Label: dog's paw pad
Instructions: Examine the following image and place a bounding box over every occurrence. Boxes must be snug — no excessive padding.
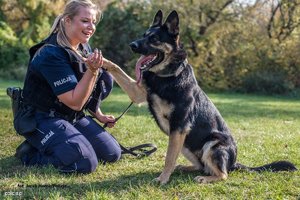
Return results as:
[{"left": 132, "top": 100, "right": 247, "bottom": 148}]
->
[
  {"left": 152, "top": 176, "right": 169, "bottom": 185},
  {"left": 194, "top": 176, "right": 208, "bottom": 184},
  {"left": 152, "top": 177, "right": 160, "bottom": 183}
]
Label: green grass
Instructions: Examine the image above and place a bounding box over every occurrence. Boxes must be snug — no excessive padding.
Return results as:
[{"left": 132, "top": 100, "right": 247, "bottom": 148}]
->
[{"left": 0, "top": 80, "right": 299, "bottom": 200}]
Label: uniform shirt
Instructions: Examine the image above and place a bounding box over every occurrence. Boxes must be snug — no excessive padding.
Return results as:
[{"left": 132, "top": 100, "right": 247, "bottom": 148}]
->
[
  {"left": 28, "top": 33, "right": 113, "bottom": 113},
  {"left": 30, "top": 45, "right": 78, "bottom": 96}
]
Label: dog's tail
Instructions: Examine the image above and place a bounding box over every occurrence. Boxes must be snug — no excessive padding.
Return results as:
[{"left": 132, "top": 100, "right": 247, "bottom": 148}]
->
[{"left": 230, "top": 161, "right": 297, "bottom": 172}]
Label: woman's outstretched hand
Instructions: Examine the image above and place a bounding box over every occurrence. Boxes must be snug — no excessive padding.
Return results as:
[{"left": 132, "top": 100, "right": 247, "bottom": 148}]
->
[{"left": 85, "top": 48, "right": 103, "bottom": 74}]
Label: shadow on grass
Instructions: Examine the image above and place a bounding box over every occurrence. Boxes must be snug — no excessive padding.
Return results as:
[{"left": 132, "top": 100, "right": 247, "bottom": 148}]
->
[
  {"left": 0, "top": 155, "right": 63, "bottom": 179},
  {"left": 66, "top": 171, "right": 197, "bottom": 193},
  {"left": 102, "top": 99, "right": 300, "bottom": 120},
  {"left": 0, "top": 94, "right": 11, "bottom": 109},
  {"left": 0, "top": 154, "right": 199, "bottom": 191},
  {"left": 215, "top": 101, "right": 300, "bottom": 119},
  {"left": 11, "top": 170, "right": 200, "bottom": 194},
  {"left": 0, "top": 156, "right": 29, "bottom": 178}
]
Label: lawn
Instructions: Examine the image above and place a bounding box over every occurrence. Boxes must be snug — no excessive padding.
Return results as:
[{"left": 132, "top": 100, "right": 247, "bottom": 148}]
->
[{"left": 0, "top": 80, "right": 299, "bottom": 199}]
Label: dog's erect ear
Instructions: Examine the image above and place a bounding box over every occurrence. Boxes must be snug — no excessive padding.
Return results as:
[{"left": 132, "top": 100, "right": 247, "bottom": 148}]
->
[
  {"left": 164, "top": 10, "right": 179, "bottom": 35},
  {"left": 151, "top": 10, "right": 163, "bottom": 27}
]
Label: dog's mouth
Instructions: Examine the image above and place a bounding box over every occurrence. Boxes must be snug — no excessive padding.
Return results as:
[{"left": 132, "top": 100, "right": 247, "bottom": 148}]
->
[{"left": 135, "top": 52, "right": 164, "bottom": 83}]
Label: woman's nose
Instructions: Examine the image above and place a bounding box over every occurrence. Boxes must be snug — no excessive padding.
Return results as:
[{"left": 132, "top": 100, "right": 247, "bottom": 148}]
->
[{"left": 88, "top": 23, "right": 95, "bottom": 31}]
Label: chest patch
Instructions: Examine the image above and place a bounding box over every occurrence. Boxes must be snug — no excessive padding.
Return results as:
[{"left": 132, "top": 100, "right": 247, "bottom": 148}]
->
[
  {"left": 53, "top": 76, "right": 72, "bottom": 87},
  {"left": 150, "top": 94, "right": 174, "bottom": 135}
]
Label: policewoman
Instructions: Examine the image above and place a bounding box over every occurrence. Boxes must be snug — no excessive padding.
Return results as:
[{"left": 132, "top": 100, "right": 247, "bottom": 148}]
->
[{"left": 15, "top": 0, "right": 121, "bottom": 173}]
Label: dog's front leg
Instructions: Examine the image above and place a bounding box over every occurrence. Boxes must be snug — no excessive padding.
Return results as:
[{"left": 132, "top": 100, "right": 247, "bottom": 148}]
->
[
  {"left": 103, "top": 59, "right": 147, "bottom": 104},
  {"left": 154, "top": 132, "right": 186, "bottom": 185}
]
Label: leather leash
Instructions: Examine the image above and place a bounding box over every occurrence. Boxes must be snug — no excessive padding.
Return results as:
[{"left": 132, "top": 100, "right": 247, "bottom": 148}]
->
[
  {"left": 103, "top": 102, "right": 157, "bottom": 158},
  {"left": 103, "top": 102, "right": 133, "bottom": 128}
]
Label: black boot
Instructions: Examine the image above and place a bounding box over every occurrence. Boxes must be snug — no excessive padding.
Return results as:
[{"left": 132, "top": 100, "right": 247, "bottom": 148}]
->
[{"left": 15, "top": 140, "right": 37, "bottom": 162}]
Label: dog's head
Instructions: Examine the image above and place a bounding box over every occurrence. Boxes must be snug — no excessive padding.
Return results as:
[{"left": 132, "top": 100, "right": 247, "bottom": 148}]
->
[{"left": 130, "top": 10, "right": 186, "bottom": 82}]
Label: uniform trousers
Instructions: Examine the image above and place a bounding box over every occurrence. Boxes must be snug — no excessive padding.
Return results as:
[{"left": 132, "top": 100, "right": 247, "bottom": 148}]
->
[{"left": 22, "top": 112, "right": 121, "bottom": 173}]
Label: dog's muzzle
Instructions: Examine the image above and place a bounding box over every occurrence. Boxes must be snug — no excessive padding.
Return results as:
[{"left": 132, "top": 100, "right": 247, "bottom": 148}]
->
[{"left": 129, "top": 41, "right": 139, "bottom": 52}]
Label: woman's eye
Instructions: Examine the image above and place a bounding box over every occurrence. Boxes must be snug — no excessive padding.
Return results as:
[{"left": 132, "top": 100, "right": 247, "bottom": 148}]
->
[{"left": 82, "top": 19, "right": 95, "bottom": 23}]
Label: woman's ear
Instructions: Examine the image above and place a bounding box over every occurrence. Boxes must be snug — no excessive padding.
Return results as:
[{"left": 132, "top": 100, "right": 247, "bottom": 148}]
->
[{"left": 64, "top": 16, "right": 71, "bottom": 27}]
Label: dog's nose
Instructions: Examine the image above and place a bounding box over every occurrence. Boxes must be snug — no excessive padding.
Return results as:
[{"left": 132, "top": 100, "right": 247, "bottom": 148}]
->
[{"left": 129, "top": 41, "right": 139, "bottom": 51}]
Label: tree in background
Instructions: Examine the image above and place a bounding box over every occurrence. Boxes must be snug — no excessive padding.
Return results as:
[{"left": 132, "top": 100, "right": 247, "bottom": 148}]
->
[
  {"left": 1, "top": 0, "right": 65, "bottom": 46},
  {"left": 92, "top": 1, "right": 151, "bottom": 77},
  {"left": 0, "top": 0, "right": 299, "bottom": 95},
  {"left": 217, "top": 0, "right": 300, "bottom": 94},
  {"left": 0, "top": 20, "right": 27, "bottom": 80},
  {"left": 0, "top": 0, "right": 65, "bottom": 80}
]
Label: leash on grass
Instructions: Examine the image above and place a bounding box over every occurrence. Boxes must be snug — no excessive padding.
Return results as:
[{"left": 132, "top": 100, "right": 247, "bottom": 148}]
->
[{"left": 103, "top": 102, "right": 157, "bottom": 158}]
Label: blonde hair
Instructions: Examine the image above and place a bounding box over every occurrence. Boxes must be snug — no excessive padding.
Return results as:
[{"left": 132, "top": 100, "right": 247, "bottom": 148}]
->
[{"left": 48, "top": 0, "right": 102, "bottom": 57}]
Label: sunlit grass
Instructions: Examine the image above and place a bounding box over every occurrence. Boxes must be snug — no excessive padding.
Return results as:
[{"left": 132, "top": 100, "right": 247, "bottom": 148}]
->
[{"left": 0, "top": 80, "right": 299, "bottom": 199}]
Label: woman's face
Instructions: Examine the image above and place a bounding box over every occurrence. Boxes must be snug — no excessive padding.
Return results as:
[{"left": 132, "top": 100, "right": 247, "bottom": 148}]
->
[{"left": 65, "top": 6, "right": 97, "bottom": 48}]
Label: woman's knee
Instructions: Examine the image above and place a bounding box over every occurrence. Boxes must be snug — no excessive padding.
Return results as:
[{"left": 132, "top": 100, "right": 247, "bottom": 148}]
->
[
  {"left": 101, "top": 147, "right": 122, "bottom": 163},
  {"left": 53, "top": 139, "right": 98, "bottom": 173},
  {"left": 76, "top": 155, "right": 98, "bottom": 173},
  {"left": 107, "top": 150, "right": 122, "bottom": 163}
]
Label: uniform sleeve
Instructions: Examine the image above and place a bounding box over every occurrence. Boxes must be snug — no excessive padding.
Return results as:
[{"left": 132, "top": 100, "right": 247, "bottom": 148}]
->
[
  {"left": 86, "top": 70, "right": 114, "bottom": 112},
  {"left": 31, "top": 45, "right": 78, "bottom": 95}
]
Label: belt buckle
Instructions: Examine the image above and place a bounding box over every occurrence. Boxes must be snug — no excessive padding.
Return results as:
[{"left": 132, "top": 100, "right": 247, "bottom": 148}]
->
[{"left": 49, "top": 109, "right": 55, "bottom": 117}]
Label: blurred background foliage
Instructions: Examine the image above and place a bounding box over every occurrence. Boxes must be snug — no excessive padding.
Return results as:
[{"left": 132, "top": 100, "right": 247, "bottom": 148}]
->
[{"left": 0, "top": 0, "right": 299, "bottom": 95}]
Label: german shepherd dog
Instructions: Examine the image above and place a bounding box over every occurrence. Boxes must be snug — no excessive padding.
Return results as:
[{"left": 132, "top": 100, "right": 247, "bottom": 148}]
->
[{"left": 107, "top": 10, "right": 297, "bottom": 184}]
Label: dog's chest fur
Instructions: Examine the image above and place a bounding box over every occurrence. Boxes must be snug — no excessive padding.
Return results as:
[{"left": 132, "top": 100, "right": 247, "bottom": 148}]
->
[
  {"left": 142, "top": 64, "right": 196, "bottom": 136},
  {"left": 148, "top": 94, "right": 174, "bottom": 135},
  {"left": 142, "top": 63, "right": 234, "bottom": 153}
]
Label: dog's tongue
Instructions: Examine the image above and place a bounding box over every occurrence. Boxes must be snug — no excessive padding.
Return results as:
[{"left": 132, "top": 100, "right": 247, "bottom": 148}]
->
[{"left": 135, "top": 55, "right": 155, "bottom": 84}]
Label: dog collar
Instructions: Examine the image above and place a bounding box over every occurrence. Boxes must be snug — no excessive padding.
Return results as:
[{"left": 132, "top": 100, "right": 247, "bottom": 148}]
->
[{"left": 156, "top": 59, "right": 188, "bottom": 78}]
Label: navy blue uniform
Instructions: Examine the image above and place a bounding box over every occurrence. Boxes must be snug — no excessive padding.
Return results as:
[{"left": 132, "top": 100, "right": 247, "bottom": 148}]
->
[
  {"left": 31, "top": 45, "right": 78, "bottom": 96},
  {"left": 21, "top": 40, "right": 121, "bottom": 173}
]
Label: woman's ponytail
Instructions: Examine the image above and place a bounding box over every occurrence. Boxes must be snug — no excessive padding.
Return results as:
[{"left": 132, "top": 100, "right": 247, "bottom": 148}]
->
[{"left": 48, "top": 14, "right": 63, "bottom": 36}]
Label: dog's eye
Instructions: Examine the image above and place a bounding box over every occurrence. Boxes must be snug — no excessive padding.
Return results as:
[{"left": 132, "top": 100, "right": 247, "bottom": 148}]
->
[{"left": 149, "top": 35, "right": 159, "bottom": 43}]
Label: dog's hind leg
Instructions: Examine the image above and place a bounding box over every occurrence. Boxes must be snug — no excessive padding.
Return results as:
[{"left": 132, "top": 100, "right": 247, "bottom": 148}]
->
[
  {"left": 154, "top": 132, "right": 187, "bottom": 185},
  {"left": 176, "top": 147, "right": 203, "bottom": 172},
  {"left": 194, "top": 173, "right": 227, "bottom": 184},
  {"left": 194, "top": 141, "right": 229, "bottom": 184}
]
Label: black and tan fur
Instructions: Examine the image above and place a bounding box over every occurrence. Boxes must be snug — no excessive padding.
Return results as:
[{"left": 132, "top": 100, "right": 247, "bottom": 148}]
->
[{"left": 107, "top": 10, "right": 297, "bottom": 184}]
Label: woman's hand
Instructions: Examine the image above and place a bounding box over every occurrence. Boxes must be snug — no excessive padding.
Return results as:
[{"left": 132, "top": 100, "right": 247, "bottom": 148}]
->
[
  {"left": 88, "top": 108, "right": 116, "bottom": 128},
  {"left": 85, "top": 49, "right": 103, "bottom": 75},
  {"left": 98, "top": 114, "right": 116, "bottom": 128}
]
